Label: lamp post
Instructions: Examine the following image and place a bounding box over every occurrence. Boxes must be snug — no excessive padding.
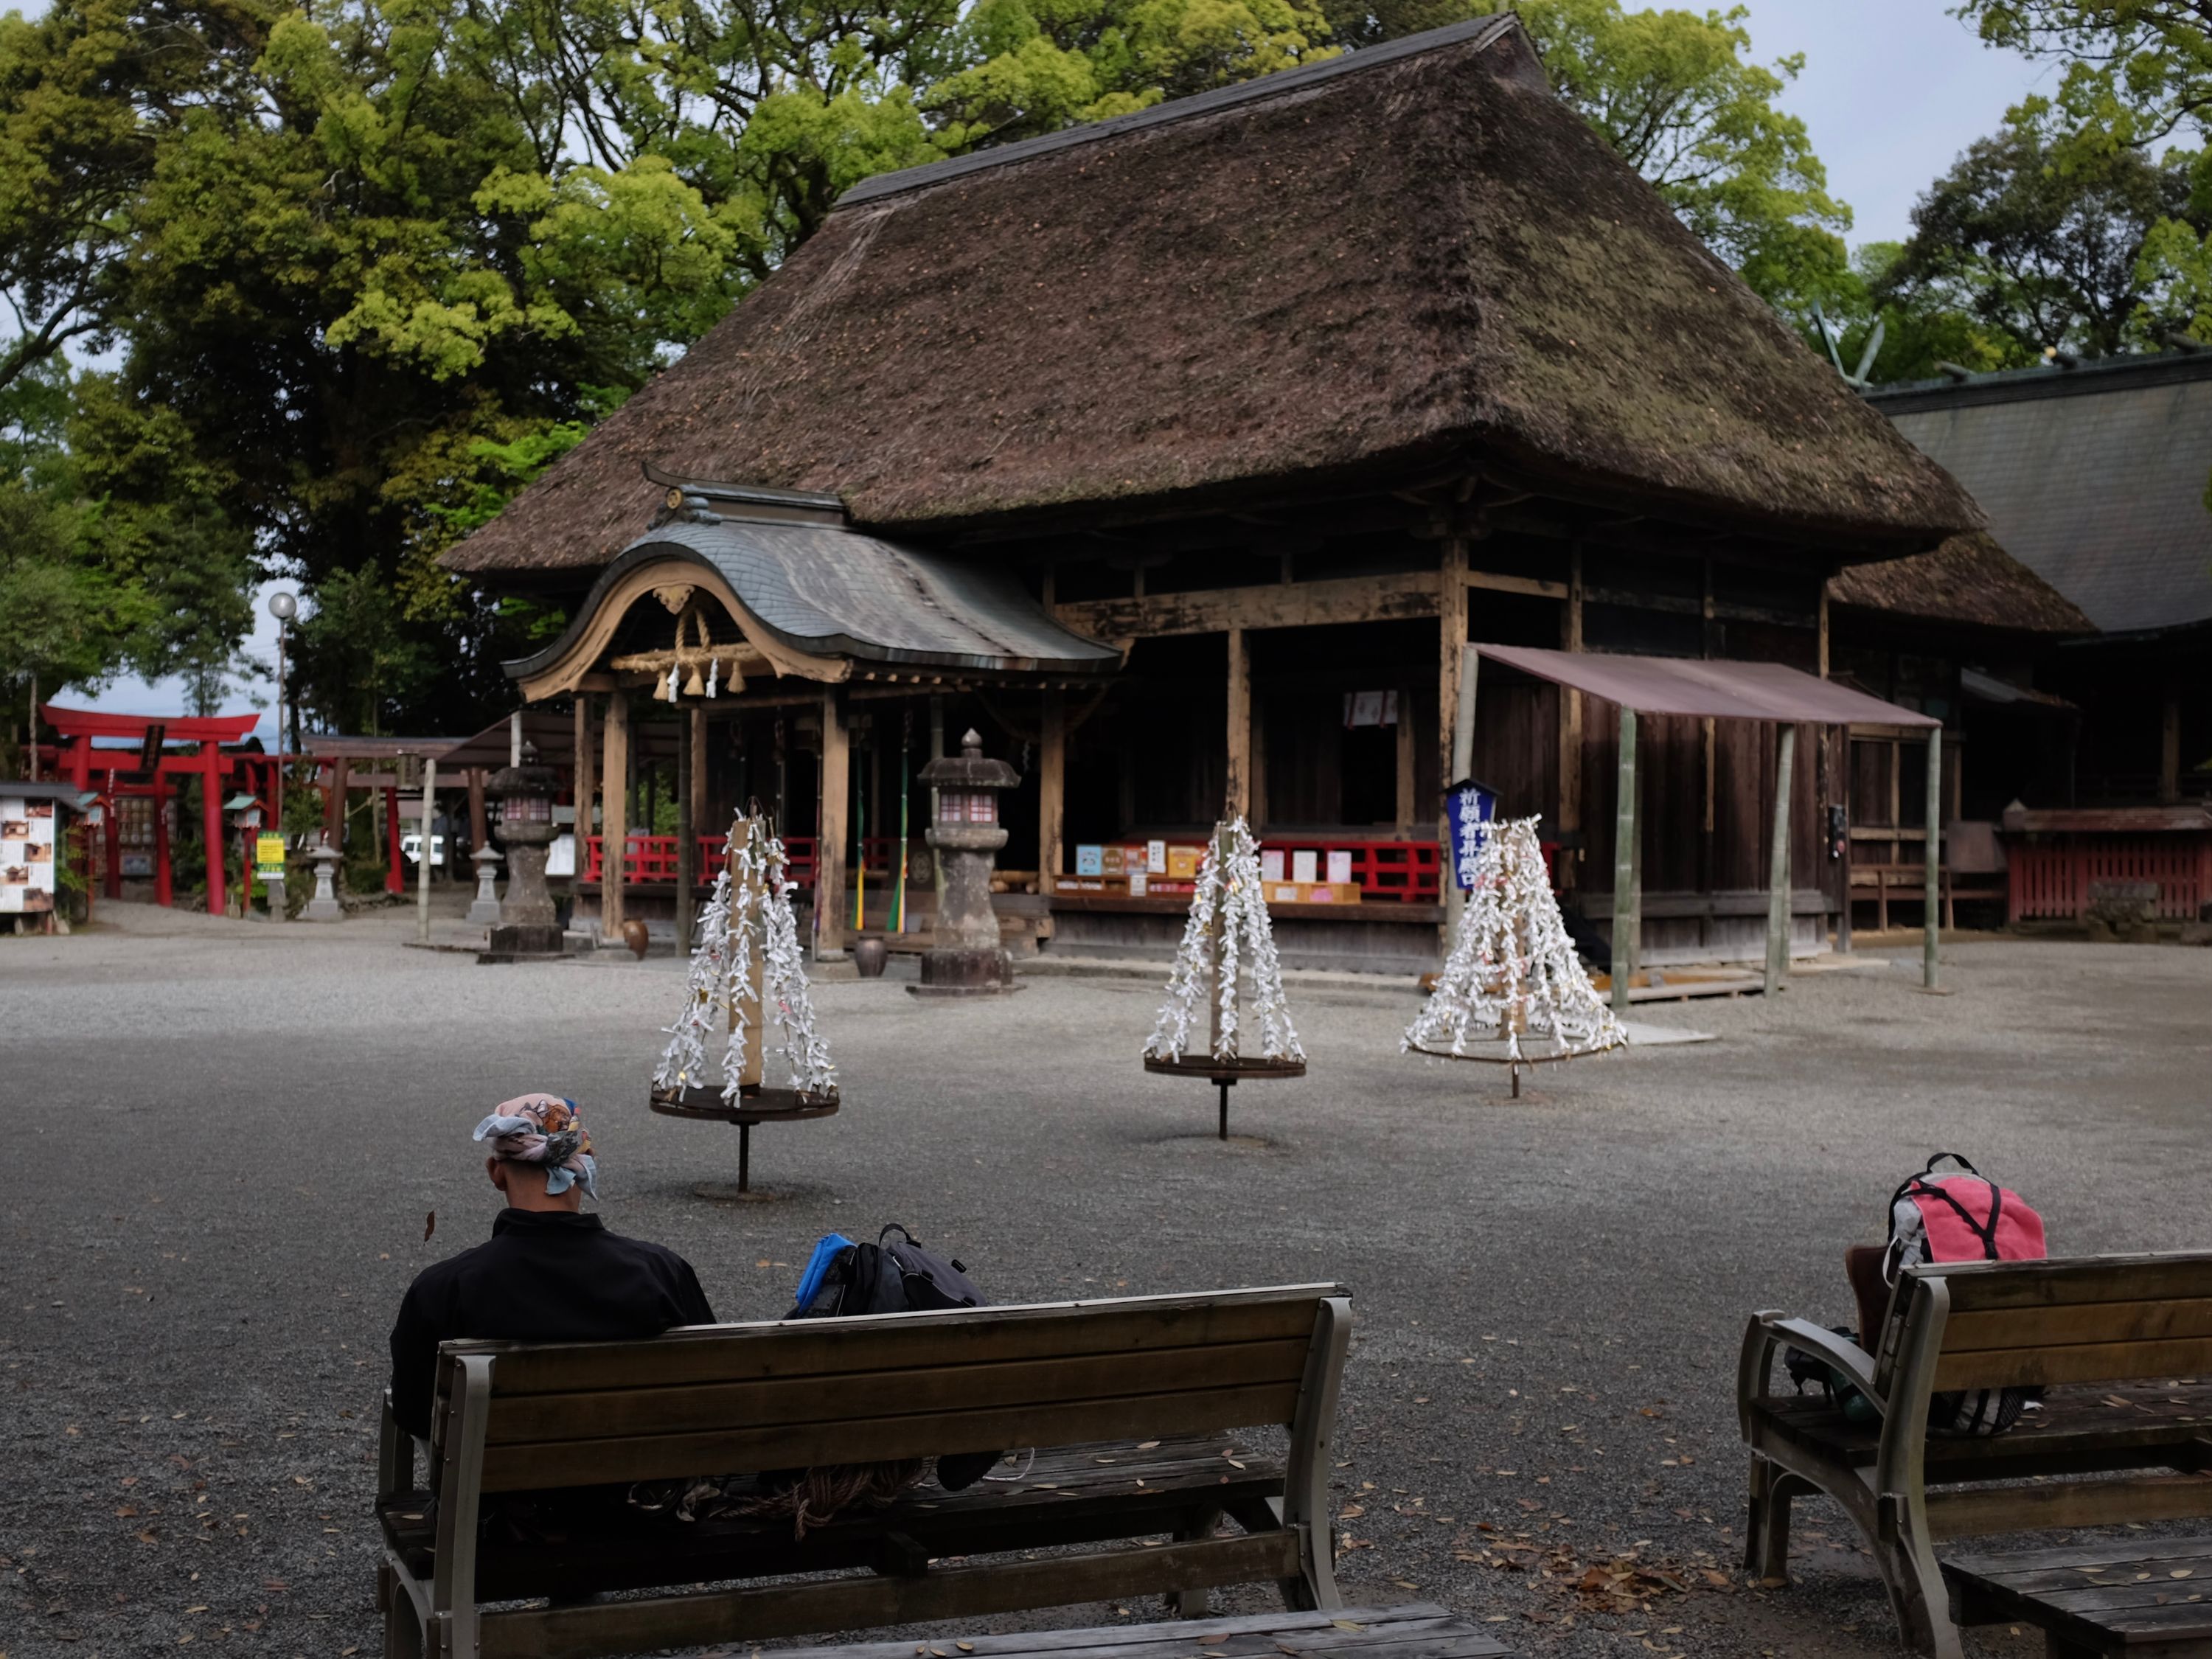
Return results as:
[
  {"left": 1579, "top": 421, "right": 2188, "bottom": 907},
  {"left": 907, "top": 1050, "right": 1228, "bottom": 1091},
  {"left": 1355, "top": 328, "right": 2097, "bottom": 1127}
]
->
[{"left": 266, "top": 591, "right": 298, "bottom": 922}]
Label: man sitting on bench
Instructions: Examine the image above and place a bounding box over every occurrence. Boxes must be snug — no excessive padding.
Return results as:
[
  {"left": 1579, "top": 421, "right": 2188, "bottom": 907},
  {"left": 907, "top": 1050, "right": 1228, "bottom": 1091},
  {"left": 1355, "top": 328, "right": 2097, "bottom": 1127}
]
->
[{"left": 388, "top": 1093, "right": 716, "bottom": 1444}]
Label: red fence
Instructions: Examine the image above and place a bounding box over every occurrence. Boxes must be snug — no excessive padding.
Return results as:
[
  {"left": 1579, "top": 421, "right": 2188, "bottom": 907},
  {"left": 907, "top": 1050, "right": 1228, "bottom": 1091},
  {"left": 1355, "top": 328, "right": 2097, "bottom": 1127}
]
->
[
  {"left": 1251, "top": 837, "right": 1444, "bottom": 902},
  {"left": 585, "top": 835, "right": 821, "bottom": 889},
  {"left": 2008, "top": 835, "right": 2212, "bottom": 922}
]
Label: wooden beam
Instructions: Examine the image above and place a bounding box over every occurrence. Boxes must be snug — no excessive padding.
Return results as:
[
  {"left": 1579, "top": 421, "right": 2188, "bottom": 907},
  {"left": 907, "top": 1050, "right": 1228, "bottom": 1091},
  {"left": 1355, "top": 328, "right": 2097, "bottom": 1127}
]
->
[
  {"left": 1225, "top": 627, "right": 1252, "bottom": 822},
  {"left": 1466, "top": 569, "right": 1568, "bottom": 600},
  {"left": 601, "top": 693, "right": 630, "bottom": 937},
  {"left": 1055, "top": 571, "right": 1440, "bottom": 642},
  {"left": 1039, "top": 689, "right": 1066, "bottom": 894},
  {"left": 817, "top": 686, "right": 849, "bottom": 958},
  {"left": 1765, "top": 724, "right": 1796, "bottom": 998}
]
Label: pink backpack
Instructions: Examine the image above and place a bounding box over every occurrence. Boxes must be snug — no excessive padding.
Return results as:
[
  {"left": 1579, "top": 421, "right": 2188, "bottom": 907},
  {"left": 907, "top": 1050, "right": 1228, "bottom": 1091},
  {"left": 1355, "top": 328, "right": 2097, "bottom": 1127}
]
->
[{"left": 1884, "top": 1152, "right": 2047, "bottom": 1434}]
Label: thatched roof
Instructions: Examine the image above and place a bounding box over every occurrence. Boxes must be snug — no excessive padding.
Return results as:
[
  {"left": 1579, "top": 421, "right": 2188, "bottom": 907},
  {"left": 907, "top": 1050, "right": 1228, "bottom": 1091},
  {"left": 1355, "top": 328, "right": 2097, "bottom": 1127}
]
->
[
  {"left": 1827, "top": 532, "right": 2093, "bottom": 636},
  {"left": 445, "top": 16, "right": 1980, "bottom": 580}
]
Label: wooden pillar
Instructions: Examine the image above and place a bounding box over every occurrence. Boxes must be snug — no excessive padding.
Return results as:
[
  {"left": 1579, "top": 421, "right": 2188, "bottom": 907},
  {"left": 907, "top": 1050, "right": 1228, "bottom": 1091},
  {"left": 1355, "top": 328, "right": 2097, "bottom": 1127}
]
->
[
  {"left": 1610, "top": 706, "right": 1638, "bottom": 1015},
  {"left": 201, "top": 746, "right": 226, "bottom": 915},
  {"left": 1764, "top": 724, "right": 1796, "bottom": 998},
  {"left": 326, "top": 758, "right": 348, "bottom": 846},
  {"left": 675, "top": 708, "right": 695, "bottom": 952},
  {"left": 689, "top": 706, "right": 708, "bottom": 827},
  {"left": 1924, "top": 726, "right": 1942, "bottom": 990},
  {"left": 1395, "top": 681, "right": 1417, "bottom": 830},
  {"left": 816, "top": 684, "right": 849, "bottom": 957},
  {"left": 467, "top": 768, "right": 487, "bottom": 853},
  {"left": 1817, "top": 588, "right": 1832, "bottom": 679},
  {"left": 573, "top": 695, "right": 594, "bottom": 845},
  {"left": 416, "top": 758, "right": 437, "bottom": 944},
  {"left": 383, "top": 785, "right": 404, "bottom": 895},
  {"left": 2160, "top": 681, "right": 2182, "bottom": 804},
  {"left": 602, "top": 692, "right": 630, "bottom": 936},
  {"left": 1439, "top": 536, "right": 1470, "bottom": 946},
  {"left": 929, "top": 697, "right": 947, "bottom": 917},
  {"left": 152, "top": 771, "right": 172, "bottom": 908},
  {"left": 1040, "top": 688, "right": 1066, "bottom": 892},
  {"left": 1224, "top": 628, "right": 1251, "bottom": 821},
  {"left": 102, "top": 777, "right": 120, "bottom": 900}
]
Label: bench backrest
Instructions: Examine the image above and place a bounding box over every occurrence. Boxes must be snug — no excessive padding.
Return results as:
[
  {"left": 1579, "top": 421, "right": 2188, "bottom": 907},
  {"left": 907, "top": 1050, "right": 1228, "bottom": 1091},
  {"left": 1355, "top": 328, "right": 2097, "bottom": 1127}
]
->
[
  {"left": 431, "top": 1284, "right": 1348, "bottom": 1494},
  {"left": 1875, "top": 1251, "right": 2212, "bottom": 1397}
]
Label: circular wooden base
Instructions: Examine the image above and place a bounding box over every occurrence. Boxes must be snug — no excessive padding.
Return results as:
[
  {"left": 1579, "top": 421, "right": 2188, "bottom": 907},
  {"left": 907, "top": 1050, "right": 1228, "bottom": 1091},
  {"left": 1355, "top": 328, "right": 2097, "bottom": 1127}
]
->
[
  {"left": 648, "top": 1084, "right": 840, "bottom": 1194},
  {"left": 1141, "top": 1054, "right": 1305, "bottom": 1138},
  {"left": 649, "top": 1085, "right": 841, "bottom": 1124},
  {"left": 1405, "top": 1038, "right": 1618, "bottom": 1099}
]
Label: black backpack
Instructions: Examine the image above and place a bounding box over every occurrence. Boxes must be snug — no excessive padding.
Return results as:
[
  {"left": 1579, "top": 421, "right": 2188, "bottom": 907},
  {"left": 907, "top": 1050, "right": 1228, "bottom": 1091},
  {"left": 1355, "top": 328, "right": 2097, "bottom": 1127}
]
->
[
  {"left": 789, "top": 1224, "right": 987, "bottom": 1318},
  {"left": 789, "top": 1225, "right": 999, "bottom": 1491}
]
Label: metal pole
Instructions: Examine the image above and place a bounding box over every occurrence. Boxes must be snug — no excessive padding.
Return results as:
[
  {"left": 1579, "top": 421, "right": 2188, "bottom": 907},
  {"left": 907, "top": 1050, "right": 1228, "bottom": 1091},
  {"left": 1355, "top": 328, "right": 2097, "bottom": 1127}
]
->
[
  {"left": 416, "top": 757, "right": 437, "bottom": 945},
  {"left": 1610, "top": 706, "right": 1638, "bottom": 1015},
  {"left": 1445, "top": 647, "right": 1480, "bottom": 941},
  {"left": 1764, "top": 723, "right": 1796, "bottom": 999},
  {"left": 1924, "top": 726, "right": 1942, "bottom": 991}
]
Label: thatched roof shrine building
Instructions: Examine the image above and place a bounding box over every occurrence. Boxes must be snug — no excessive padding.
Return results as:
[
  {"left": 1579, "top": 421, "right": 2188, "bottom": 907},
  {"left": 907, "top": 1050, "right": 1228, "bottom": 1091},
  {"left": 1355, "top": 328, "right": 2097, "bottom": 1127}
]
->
[{"left": 446, "top": 15, "right": 2059, "bottom": 967}]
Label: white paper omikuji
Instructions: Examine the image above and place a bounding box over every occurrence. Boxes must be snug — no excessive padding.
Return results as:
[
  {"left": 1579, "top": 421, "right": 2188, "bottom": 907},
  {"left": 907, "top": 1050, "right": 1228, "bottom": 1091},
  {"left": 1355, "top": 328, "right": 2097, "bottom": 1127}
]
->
[
  {"left": 1144, "top": 816, "right": 1304, "bottom": 1065},
  {"left": 1405, "top": 813, "right": 1624, "bottom": 1064},
  {"left": 651, "top": 818, "right": 837, "bottom": 1100}
]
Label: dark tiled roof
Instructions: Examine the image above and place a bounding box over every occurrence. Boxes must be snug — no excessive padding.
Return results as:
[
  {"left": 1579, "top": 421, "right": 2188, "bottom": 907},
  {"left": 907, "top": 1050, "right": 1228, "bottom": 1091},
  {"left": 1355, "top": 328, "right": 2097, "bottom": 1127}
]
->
[{"left": 1870, "top": 355, "right": 2212, "bottom": 636}]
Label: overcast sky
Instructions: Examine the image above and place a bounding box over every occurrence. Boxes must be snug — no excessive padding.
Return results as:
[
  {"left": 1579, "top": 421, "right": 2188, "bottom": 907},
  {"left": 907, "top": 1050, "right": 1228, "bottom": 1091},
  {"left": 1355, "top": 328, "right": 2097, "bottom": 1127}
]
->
[{"left": 72, "top": 0, "right": 2056, "bottom": 740}]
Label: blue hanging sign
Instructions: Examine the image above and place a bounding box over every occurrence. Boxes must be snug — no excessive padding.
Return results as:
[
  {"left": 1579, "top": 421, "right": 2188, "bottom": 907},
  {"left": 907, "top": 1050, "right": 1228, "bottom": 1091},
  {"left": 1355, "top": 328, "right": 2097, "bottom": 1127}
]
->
[{"left": 1445, "top": 777, "right": 1498, "bottom": 890}]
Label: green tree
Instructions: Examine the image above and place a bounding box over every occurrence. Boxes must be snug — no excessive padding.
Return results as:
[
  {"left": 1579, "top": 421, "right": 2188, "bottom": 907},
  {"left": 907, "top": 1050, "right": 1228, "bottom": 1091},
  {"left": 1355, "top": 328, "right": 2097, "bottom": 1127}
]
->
[{"left": 1879, "top": 105, "right": 2201, "bottom": 359}]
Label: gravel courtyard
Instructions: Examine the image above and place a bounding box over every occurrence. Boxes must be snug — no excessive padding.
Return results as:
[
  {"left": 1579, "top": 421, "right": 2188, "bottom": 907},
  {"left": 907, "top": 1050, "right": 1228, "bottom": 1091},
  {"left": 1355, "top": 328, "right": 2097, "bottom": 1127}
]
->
[{"left": 4, "top": 905, "right": 2208, "bottom": 1659}]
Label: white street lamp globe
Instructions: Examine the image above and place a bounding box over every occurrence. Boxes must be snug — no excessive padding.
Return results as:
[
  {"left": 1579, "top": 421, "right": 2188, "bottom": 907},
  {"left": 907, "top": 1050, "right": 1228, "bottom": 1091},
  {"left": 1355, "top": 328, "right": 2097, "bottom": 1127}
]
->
[{"left": 267, "top": 591, "right": 299, "bottom": 622}]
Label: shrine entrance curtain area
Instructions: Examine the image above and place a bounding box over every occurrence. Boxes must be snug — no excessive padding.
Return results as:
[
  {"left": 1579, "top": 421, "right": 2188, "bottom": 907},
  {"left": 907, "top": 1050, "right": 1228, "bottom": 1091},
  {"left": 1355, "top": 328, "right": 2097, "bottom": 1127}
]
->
[{"left": 1469, "top": 644, "right": 1938, "bottom": 728}]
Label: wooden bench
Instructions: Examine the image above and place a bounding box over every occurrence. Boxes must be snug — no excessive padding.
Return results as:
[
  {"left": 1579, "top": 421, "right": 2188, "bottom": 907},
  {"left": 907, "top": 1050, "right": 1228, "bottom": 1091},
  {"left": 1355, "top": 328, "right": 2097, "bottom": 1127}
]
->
[
  {"left": 376, "top": 1284, "right": 1351, "bottom": 1659},
  {"left": 1944, "top": 1536, "right": 2212, "bottom": 1657},
  {"left": 1738, "top": 1251, "right": 2212, "bottom": 1659}
]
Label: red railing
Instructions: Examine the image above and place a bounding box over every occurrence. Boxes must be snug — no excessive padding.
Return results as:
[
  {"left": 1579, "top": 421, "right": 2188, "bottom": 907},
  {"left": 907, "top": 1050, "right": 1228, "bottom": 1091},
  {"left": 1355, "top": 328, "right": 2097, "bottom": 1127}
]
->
[
  {"left": 1254, "top": 837, "right": 1443, "bottom": 903},
  {"left": 585, "top": 834, "right": 821, "bottom": 889},
  {"left": 2008, "top": 835, "right": 2212, "bottom": 922}
]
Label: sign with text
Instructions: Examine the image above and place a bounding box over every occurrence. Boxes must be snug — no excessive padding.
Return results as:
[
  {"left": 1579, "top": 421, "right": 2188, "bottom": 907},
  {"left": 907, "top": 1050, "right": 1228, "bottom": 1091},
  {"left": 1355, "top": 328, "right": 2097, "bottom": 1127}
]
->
[{"left": 1445, "top": 778, "right": 1498, "bottom": 890}]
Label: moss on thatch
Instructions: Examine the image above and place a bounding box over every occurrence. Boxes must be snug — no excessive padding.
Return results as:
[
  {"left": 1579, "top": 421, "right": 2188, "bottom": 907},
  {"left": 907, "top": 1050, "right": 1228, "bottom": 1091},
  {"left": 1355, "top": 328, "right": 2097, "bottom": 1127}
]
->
[
  {"left": 445, "top": 18, "right": 1980, "bottom": 579},
  {"left": 1829, "top": 532, "right": 2095, "bottom": 636}
]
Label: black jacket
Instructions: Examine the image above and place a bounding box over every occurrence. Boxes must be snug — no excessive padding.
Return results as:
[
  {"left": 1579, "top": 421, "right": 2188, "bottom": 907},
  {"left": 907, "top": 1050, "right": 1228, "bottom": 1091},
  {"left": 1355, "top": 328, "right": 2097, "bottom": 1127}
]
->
[{"left": 388, "top": 1209, "right": 715, "bottom": 1440}]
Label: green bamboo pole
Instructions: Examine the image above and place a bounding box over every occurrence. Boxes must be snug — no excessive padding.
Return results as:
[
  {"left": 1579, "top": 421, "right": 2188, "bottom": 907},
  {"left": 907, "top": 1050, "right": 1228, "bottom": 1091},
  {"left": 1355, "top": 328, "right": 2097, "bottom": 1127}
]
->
[
  {"left": 1764, "top": 724, "right": 1795, "bottom": 998},
  {"left": 1610, "top": 706, "right": 1638, "bottom": 1016}
]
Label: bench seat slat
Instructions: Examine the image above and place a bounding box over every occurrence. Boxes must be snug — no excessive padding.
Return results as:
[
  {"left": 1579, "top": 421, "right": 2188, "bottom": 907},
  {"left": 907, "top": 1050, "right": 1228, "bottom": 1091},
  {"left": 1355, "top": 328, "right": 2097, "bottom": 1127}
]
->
[
  {"left": 476, "top": 1528, "right": 1304, "bottom": 1659},
  {"left": 1950, "top": 1539, "right": 2212, "bottom": 1577},
  {"left": 484, "top": 1337, "right": 1314, "bottom": 1445},
  {"left": 726, "top": 1607, "right": 1509, "bottom": 1659},
  {"left": 1927, "top": 1473, "right": 2212, "bottom": 1540},
  {"left": 481, "top": 1380, "right": 1300, "bottom": 1490},
  {"left": 1946, "top": 1540, "right": 2212, "bottom": 1652},
  {"left": 459, "top": 1289, "right": 1340, "bottom": 1397},
  {"left": 1747, "top": 1381, "right": 2212, "bottom": 1472}
]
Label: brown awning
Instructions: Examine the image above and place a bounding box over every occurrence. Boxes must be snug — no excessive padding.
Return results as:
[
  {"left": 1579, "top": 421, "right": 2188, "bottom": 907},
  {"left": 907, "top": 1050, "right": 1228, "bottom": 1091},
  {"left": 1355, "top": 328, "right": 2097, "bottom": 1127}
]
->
[{"left": 1472, "top": 644, "right": 1939, "bottom": 727}]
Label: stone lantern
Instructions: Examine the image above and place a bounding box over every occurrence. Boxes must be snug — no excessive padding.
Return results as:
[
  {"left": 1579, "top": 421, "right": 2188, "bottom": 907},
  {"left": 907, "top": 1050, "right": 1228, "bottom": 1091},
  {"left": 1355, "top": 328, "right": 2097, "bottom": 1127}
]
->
[
  {"left": 482, "top": 755, "right": 565, "bottom": 961},
  {"left": 304, "top": 840, "right": 344, "bottom": 922},
  {"left": 911, "top": 729, "right": 1022, "bottom": 996}
]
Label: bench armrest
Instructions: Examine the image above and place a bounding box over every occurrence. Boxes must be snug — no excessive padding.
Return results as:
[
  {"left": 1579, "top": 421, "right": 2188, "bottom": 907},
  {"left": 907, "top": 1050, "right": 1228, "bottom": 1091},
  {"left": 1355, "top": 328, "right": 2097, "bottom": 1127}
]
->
[
  {"left": 1737, "top": 1310, "right": 1882, "bottom": 1436},
  {"left": 377, "top": 1389, "right": 415, "bottom": 1500}
]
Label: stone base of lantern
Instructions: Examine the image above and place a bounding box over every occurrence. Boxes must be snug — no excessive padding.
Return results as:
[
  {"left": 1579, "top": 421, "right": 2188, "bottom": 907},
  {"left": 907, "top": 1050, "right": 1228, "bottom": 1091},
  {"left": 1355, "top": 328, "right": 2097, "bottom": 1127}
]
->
[
  {"left": 907, "top": 945, "right": 1022, "bottom": 997},
  {"left": 478, "top": 922, "right": 568, "bottom": 964}
]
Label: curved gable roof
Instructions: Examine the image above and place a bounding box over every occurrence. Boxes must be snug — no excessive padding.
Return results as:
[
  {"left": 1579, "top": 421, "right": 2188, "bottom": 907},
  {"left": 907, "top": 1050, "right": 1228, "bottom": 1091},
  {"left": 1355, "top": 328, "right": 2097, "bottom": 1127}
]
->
[{"left": 447, "top": 18, "right": 1978, "bottom": 578}]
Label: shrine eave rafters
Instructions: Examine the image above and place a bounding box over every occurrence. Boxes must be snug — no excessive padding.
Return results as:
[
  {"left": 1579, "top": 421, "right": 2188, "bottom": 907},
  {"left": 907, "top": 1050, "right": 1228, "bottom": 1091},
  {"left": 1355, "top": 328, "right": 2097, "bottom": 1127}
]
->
[{"left": 506, "top": 516, "right": 1123, "bottom": 703}]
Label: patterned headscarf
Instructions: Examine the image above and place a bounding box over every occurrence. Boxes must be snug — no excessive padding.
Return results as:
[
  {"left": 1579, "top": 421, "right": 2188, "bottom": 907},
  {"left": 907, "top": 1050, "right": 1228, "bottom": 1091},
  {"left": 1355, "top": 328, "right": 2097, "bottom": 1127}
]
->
[{"left": 472, "top": 1093, "right": 597, "bottom": 1199}]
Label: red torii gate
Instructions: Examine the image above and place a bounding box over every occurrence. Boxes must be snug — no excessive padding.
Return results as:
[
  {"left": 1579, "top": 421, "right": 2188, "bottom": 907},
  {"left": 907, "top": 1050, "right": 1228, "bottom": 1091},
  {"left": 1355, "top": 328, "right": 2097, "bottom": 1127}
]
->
[{"left": 41, "top": 706, "right": 261, "bottom": 916}]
